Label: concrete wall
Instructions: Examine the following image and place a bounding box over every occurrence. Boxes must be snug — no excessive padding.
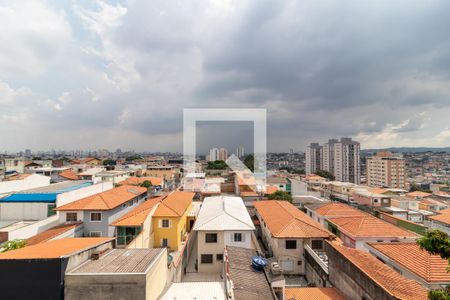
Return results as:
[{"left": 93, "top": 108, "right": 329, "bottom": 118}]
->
[
  {"left": 0, "top": 202, "right": 51, "bottom": 220},
  {"left": 7, "top": 215, "right": 59, "bottom": 240},
  {"left": 0, "top": 174, "right": 50, "bottom": 195},
  {"left": 326, "top": 242, "right": 399, "bottom": 300},
  {"left": 197, "top": 230, "right": 224, "bottom": 273},
  {"left": 145, "top": 249, "right": 168, "bottom": 300}
]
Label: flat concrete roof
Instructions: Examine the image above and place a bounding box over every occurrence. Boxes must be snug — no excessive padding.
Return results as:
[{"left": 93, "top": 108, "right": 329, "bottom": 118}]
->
[
  {"left": 17, "top": 180, "right": 91, "bottom": 194},
  {"left": 70, "top": 248, "right": 166, "bottom": 274}
]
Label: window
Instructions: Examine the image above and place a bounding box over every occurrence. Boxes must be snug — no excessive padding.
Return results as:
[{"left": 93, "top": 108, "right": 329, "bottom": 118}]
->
[
  {"left": 297, "top": 260, "right": 302, "bottom": 266},
  {"left": 311, "top": 240, "right": 323, "bottom": 250},
  {"left": 234, "top": 233, "right": 243, "bottom": 242},
  {"left": 161, "top": 219, "right": 170, "bottom": 228},
  {"left": 216, "top": 254, "right": 223, "bottom": 261},
  {"left": 285, "top": 240, "right": 297, "bottom": 249},
  {"left": 162, "top": 238, "right": 169, "bottom": 247},
  {"left": 201, "top": 254, "right": 213, "bottom": 264},
  {"left": 205, "top": 233, "right": 217, "bottom": 243},
  {"left": 89, "top": 231, "right": 101, "bottom": 237},
  {"left": 66, "top": 212, "right": 77, "bottom": 222},
  {"left": 90, "top": 212, "right": 102, "bottom": 222}
]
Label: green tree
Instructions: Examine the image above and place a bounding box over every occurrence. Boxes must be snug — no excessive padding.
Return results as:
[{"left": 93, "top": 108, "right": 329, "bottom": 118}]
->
[
  {"left": 417, "top": 230, "right": 450, "bottom": 299},
  {"left": 140, "top": 180, "right": 152, "bottom": 188},
  {"left": 207, "top": 160, "right": 227, "bottom": 170},
  {"left": 268, "top": 190, "right": 293, "bottom": 203},
  {"left": 0, "top": 239, "right": 27, "bottom": 252},
  {"left": 102, "top": 159, "right": 116, "bottom": 166},
  {"left": 125, "top": 155, "right": 142, "bottom": 162},
  {"left": 315, "top": 170, "right": 335, "bottom": 180},
  {"left": 243, "top": 155, "right": 254, "bottom": 172}
]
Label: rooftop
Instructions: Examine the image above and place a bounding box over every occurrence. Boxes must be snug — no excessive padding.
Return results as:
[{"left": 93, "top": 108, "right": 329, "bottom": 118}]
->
[
  {"left": 427, "top": 207, "right": 450, "bottom": 225},
  {"left": 111, "top": 196, "right": 163, "bottom": 226},
  {"left": 0, "top": 180, "right": 93, "bottom": 203},
  {"left": 329, "top": 215, "right": 418, "bottom": 238},
  {"left": 153, "top": 191, "right": 195, "bottom": 217},
  {"left": 160, "top": 282, "right": 225, "bottom": 300},
  {"left": 193, "top": 196, "right": 255, "bottom": 231},
  {"left": 329, "top": 241, "right": 428, "bottom": 300},
  {"left": 56, "top": 185, "right": 147, "bottom": 211},
  {"left": 225, "top": 246, "right": 274, "bottom": 300},
  {"left": 58, "top": 169, "right": 80, "bottom": 180},
  {"left": 26, "top": 222, "right": 82, "bottom": 246},
  {"left": 0, "top": 237, "right": 113, "bottom": 259},
  {"left": 369, "top": 242, "right": 450, "bottom": 283},
  {"left": 120, "top": 176, "right": 163, "bottom": 186},
  {"left": 70, "top": 248, "right": 165, "bottom": 274},
  {"left": 406, "top": 191, "right": 432, "bottom": 198},
  {"left": 285, "top": 287, "right": 346, "bottom": 300},
  {"left": 311, "top": 202, "right": 366, "bottom": 218},
  {"left": 254, "top": 200, "right": 330, "bottom": 238}
]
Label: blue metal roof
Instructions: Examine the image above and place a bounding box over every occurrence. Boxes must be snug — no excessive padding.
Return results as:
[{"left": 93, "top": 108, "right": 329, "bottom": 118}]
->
[
  {"left": 0, "top": 182, "right": 93, "bottom": 203},
  {"left": 0, "top": 193, "right": 58, "bottom": 203}
]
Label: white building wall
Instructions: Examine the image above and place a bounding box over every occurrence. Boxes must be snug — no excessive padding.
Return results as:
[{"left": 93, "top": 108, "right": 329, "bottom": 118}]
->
[
  {"left": 7, "top": 215, "right": 59, "bottom": 240},
  {"left": 0, "top": 174, "right": 50, "bottom": 196},
  {"left": 0, "top": 202, "right": 50, "bottom": 220}
]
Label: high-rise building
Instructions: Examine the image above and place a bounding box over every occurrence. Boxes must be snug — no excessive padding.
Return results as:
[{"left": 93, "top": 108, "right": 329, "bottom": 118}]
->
[
  {"left": 208, "top": 148, "right": 228, "bottom": 161},
  {"left": 236, "top": 145, "right": 245, "bottom": 158},
  {"left": 306, "top": 137, "right": 361, "bottom": 184},
  {"left": 25, "top": 149, "right": 31, "bottom": 157},
  {"left": 321, "top": 139, "right": 338, "bottom": 174},
  {"left": 367, "top": 151, "right": 405, "bottom": 188},
  {"left": 306, "top": 143, "right": 322, "bottom": 175},
  {"left": 334, "top": 137, "right": 360, "bottom": 184}
]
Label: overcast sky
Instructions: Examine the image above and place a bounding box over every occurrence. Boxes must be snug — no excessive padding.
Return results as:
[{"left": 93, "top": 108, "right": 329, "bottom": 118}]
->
[{"left": 1, "top": 0, "right": 450, "bottom": 152}]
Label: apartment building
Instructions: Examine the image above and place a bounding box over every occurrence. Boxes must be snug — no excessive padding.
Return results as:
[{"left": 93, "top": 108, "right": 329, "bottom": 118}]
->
[
  {"left": 208, "top": 147, "right": 228, "bottom": 161},
  {"left": 333, "top": 138, "right": 360, "bottom": 184},
  {"left": 306, "top": 138, "right": 360, "bottom": 184},
  {"left": 305, "top": 143, "right": 321, "bottom": 175},
  {"left": 366, "top": 151, "right": 406, "bottom": 188},
  {"left": 193, "top": 196, "right": 255, "bottom": 273}
]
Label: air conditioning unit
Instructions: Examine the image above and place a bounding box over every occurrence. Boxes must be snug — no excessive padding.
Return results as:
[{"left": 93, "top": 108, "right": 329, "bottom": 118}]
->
[{"left": 270, "top": 262, "right": 282, "bottom": 275}]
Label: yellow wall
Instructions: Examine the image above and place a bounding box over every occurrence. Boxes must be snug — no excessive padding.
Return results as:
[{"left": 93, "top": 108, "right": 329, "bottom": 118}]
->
[{"left": 153, "top": 203, "right": 191, "bottom": 251}]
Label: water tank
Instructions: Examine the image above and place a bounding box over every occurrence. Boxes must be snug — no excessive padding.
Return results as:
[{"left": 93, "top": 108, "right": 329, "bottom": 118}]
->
[{"left": 251, "top": 255, "right": 267, "bottom": 271}]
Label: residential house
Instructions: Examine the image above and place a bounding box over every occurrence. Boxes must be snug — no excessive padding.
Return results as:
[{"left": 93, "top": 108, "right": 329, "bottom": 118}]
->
[
  {"left": 111, "top": 196, "right": 163, "bottom": 247},
  {"left": 368, "top": 242, "right": 450, "bottom": 290},
  {"left": 267, "top": 176, "right": 291, "bottom": 193},
  {"left": 56, "top": 185, "right": 148, "bottom": 237},
  {"left": 254, "top": 200, "right": 330, "bottom": 275},
  {"left": 406, "top": 191, "right": 432, "bottom": 201},
  {"left": 193, "top": 196, "right": 255, "bottom": 273},
  {"left": 419, "top": 198, "right": 448, "bottom": 212},
  {"left": 326, "top": 240, "right": 428, "bottom": 300},
  {"left": 152, "top": 191, "right": 194, "bottom": 251},
  {"left": 65, "top": 248, "right": 168, "bottom": 300},
  {"left": 305, "top": 202, "right": 365, "bottom": 227},
  {"left": 0, "top": 237, "right": 113, "bottom": 300},
  {"left": 351, "top": 187, "right": 391, "bottom": 208}
]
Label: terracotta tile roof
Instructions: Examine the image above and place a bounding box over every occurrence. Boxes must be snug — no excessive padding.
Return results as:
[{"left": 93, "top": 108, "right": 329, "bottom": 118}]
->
[
  {"left": 26, "top": 222, "right": 82, "bottom": 246},
  {"left": 56, "top": 185, "right": 147, "bottom": 211},
  {"left": 58, "top": 169, "right": 80, "bottom": 180},
  {"left": 111, "top": 196, "right": 164, "bottom": 226},
  {"left": 314, "top": 202, "right": 366, "bottom": 218},
  {"left": 240, "top": 191, "right": 259, "bottom": 197},
  {"left": 369, "top": 187, "right": 389, "bottom": 194},
  {"left": 264, "top": 186, "right": 279, "bottom": 195},
  {"left": 428, "top": 207, "right": 450, "bottom": 225},
  {"left": 153, "top": 191, "right": 194, "bottom": 217},
  {"left": 0, "top": 237, "right": 113, "bottom": 259},
  {"left": 329, "top": 215, "right": 418, "bottom": 239},
  {"left": 121, "top": 176, "right": 163, "bottom": 186},
  {"left": 305, "top": 174, "right": 326, "bottom": 181},
  {"left": 406, "top": 191, "right": 432, "bottom": 198},
  {"left": 254, "top": 200, "right": 330, "bottom": 238},
  {"left": 6, "top": 174, "right": 32, "bottom": 181},
  {"left": 329, "top": 241, "right": 428, "bottom": 300},
  {"left": 285, "top": 287, "right": 346, "bottom": 300},
  {"left": 369, "top": 242, "right": 450, "bottom": 283}
]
